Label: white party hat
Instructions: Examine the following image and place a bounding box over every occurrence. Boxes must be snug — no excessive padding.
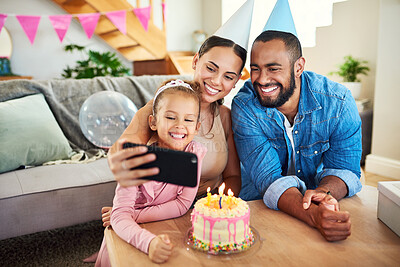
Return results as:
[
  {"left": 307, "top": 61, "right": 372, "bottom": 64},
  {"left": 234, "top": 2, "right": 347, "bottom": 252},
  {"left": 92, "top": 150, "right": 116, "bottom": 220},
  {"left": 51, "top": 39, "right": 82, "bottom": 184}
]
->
[
  {"left": 263, "top": 0, "right": 297, "bottom": 36},
  {"left": 213, "top": 0, "right": 255, "bottom": 51}
]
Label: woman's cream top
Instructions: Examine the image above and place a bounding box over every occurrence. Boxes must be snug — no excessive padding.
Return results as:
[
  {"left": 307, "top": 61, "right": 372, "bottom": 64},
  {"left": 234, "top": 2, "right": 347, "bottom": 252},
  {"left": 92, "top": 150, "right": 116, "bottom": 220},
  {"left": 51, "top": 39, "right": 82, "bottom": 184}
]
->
[{"left": 193, "top": 111, "right": 228, "bottom": 196}]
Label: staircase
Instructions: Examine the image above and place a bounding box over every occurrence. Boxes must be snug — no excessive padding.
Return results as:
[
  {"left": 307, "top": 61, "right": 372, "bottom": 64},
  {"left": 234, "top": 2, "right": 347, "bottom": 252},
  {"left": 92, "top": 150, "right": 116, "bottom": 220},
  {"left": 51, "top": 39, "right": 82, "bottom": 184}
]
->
[
  {"left": 51, "top": 0, "right": 167, "bottom": 62},
  {"left": 131, "top": 51, "right": 194, "bottom": 76}
]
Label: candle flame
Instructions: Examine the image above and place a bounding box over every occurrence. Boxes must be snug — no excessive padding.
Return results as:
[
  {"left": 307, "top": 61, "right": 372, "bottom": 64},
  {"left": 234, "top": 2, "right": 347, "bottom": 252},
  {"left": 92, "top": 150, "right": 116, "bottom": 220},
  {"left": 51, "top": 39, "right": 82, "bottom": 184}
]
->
[
  {"left": 228, "top": 189, "right": 233, "bottom": 197},
  {"left": 218, "top": 183, "right": 225, "bottom": 195},
  {"left": 207, "top": 187, "right": 210, "bottom": 193}
]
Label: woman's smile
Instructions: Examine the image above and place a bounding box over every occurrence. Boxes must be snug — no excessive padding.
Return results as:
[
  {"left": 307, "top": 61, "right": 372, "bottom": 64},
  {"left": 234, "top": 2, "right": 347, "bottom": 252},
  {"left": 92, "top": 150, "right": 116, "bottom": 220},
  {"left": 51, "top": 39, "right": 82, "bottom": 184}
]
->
[{"left": 204, "top": 83, "right": 220, "bottom": 96}]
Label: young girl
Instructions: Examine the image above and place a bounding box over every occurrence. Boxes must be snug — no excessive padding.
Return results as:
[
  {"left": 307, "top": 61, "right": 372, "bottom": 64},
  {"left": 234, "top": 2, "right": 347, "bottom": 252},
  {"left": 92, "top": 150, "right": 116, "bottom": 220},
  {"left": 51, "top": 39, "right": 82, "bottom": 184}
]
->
[{"left": 95, "top": 79, "right": 207, "bottom": 266}]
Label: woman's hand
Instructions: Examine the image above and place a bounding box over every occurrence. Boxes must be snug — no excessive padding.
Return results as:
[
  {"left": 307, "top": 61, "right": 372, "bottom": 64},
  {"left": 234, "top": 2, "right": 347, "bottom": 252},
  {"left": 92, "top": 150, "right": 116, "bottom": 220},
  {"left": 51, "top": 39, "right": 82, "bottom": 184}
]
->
[
  {"left": 148, "top": 234, "right": 173, "bottom": 263},
  {"left": 107, "top": 139, "right": 159, "bottom": 187}
]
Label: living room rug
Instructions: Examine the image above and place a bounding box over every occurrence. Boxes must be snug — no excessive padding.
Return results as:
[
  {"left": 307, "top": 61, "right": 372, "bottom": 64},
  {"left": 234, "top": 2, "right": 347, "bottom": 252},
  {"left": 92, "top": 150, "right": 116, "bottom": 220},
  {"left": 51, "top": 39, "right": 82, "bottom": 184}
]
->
[{"left": 0, "top": 220, "right": 104, "bottom": 266}]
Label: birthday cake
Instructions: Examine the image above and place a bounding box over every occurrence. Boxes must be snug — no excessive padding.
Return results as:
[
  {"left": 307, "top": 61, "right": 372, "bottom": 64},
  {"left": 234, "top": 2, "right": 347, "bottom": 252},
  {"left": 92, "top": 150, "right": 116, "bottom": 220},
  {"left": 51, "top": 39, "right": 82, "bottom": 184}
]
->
[{"left": 190, "top": 187, "right": 254, "bottom": 253}]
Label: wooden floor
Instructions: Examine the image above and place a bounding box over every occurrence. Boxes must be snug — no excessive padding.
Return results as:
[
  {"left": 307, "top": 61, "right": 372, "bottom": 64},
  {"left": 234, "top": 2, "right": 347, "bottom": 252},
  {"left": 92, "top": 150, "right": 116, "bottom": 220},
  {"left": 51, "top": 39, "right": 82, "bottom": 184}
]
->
[{"left": 363, "top": 167, "right": 399, "bottom": 187}]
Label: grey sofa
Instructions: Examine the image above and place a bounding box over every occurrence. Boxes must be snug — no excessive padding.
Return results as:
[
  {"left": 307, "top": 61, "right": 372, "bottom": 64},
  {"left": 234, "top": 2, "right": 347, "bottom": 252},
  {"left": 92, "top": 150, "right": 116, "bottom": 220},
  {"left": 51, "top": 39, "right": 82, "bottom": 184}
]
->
[{"left": 0, "top": 75, "right": 189, "bottom": 240}]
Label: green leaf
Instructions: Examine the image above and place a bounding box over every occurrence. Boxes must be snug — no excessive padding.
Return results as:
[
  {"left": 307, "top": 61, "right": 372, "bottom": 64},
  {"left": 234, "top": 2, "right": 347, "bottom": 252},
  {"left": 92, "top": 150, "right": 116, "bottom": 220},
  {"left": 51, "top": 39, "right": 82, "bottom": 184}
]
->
[
  {"left": 62, "top": 44, "right": 131, "bottom": 79},
  {"left": 329, "top": 55, "right": 370, "bottom": 82},
  {"left": 64, "top": 44, "right": 86, "bottom": 53}
]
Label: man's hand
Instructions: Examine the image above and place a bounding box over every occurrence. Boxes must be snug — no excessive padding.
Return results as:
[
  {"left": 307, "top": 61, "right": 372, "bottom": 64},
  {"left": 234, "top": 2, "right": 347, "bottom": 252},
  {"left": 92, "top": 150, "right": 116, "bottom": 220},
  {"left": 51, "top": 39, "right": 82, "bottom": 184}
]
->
[
  {"left": 303, "top": 189, "right": 339, "bottom": 211},
  {"left": 309, "top": 203, "right": 351, "bottom": 242},
  {"left": 278, "top": 187, "right": 351, "bottom": 242},
  {"left": 303, "top": 189, "right": 350, "bottom": 241},
  {"left": 148, "top": 234, "right": 173, "bottom": 263}
]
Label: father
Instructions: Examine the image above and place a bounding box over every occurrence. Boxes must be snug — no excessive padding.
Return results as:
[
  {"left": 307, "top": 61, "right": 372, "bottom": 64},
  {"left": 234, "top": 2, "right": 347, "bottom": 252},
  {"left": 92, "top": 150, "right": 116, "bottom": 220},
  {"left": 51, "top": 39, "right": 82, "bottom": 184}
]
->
[{"left": 231, "top": 29, "right": 362, "bottom": 242}]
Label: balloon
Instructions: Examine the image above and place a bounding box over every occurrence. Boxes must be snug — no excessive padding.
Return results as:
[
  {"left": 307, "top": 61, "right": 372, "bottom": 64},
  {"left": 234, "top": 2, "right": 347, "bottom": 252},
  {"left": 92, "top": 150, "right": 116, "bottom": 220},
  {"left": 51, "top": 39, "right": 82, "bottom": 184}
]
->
[{"left": 79, "top": 91, "right": 138, "bottom": 148}]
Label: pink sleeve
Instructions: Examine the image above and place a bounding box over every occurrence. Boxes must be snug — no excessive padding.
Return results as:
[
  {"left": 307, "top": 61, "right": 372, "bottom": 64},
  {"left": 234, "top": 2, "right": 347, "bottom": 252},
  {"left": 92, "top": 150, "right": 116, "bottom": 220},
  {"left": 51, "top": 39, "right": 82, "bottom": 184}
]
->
[
  {"left": 110, "top": 184, "right": 156, "bottom": 254},
  {"left": 136, "top": 142, "right": 207, "bottom": 223}
]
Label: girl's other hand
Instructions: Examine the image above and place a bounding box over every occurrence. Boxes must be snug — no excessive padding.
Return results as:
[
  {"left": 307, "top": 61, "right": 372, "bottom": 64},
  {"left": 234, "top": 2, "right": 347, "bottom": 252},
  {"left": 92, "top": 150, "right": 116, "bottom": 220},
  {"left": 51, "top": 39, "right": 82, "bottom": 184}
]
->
[
  {"left": 101, "top": 206, "right": 112, "bottom": 227},
  {"left": 107, "top": 139, "right": 159, "bottom": 187},
  {"left": 148, "top": 234, "right": 173, "bottom": 263}
]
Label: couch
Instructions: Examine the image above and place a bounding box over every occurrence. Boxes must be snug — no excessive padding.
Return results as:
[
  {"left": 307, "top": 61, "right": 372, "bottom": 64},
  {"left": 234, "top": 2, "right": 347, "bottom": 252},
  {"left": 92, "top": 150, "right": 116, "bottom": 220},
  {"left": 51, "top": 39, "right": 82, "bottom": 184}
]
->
[{"left": 0, "top": 74, "right": 189, "bottom": 240}]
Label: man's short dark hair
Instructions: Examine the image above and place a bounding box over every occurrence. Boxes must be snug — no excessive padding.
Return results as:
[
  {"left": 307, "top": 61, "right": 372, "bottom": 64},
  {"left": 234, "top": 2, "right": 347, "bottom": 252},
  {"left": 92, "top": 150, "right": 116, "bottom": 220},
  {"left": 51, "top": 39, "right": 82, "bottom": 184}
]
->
[{"left": 253, "top": 30, "right": 302, "bottom": 65}]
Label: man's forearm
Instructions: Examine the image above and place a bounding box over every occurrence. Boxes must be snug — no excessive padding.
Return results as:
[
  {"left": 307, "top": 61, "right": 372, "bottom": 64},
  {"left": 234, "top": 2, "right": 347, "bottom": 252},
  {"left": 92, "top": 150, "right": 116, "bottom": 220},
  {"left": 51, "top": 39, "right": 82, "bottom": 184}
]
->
[
  {"left": 277, "top": 187, "right": 317, "bottom": 227},
  {"left": 317, "top": 175, "right": 348, "bottom": 200}
]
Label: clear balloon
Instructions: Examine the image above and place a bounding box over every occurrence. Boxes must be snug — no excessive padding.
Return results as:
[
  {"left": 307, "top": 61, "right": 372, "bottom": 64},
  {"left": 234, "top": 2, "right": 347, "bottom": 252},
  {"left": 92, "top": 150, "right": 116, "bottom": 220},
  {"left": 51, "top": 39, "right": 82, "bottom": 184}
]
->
[{"left": 79, "top": 91, "right": 138, "bottom": 148}]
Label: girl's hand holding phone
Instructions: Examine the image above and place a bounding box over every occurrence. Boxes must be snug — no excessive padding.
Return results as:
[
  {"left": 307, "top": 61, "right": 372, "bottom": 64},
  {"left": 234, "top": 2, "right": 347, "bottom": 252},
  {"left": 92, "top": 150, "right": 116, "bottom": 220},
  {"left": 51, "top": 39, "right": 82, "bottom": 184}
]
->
[{"left": 107, "top": 139, "right": 159, "bottom": 187}]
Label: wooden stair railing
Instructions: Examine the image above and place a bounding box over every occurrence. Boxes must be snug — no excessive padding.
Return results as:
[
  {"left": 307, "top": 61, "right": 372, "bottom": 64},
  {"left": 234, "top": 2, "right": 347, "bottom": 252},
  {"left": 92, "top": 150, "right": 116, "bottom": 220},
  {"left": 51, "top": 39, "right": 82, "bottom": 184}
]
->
[
  {"left": 51, "top": 0, "right": 166, "bottom": 61},
  {"left": 132, "top": 51, "right": 195, "bottom": 76}
]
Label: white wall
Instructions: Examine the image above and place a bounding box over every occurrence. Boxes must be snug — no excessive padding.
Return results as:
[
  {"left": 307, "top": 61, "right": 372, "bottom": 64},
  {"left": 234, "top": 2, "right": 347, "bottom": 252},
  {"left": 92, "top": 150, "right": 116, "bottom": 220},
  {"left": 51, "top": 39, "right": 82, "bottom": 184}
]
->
[
  {"left": 0, "top": 0, "right": 133, "bottom": 80},
  {"left": 303, "top": 0, "right": 379, "bottom": 102},
  {"left": 365, "top": 0, "right": 400, "bottom": 179},
  {"left": 165, "top": 0, "right": 202, "bottom": 52}
]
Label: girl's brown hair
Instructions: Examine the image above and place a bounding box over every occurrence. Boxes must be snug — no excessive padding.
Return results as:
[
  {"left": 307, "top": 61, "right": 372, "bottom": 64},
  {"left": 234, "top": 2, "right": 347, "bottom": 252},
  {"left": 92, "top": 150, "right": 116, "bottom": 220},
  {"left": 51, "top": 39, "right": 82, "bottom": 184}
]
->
[{"left": 153, "top": 79, "right": 201, "bottom": 121}]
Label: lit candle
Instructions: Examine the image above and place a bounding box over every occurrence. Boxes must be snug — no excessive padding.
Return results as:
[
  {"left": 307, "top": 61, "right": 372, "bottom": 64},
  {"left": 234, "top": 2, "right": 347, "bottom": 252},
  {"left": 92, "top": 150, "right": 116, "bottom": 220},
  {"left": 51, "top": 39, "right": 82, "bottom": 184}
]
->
[
  {"left": 218, "top": 183, "right": 225, "bottom": 209},
  {"left": 227, "top": 189, "right": 233, "bottom": 207},
  {"left": 206, "top": 187, "right": 211, "bottom": 206},
  {"left": 218, "top": 183, "right": 225, "bottom": 196}
]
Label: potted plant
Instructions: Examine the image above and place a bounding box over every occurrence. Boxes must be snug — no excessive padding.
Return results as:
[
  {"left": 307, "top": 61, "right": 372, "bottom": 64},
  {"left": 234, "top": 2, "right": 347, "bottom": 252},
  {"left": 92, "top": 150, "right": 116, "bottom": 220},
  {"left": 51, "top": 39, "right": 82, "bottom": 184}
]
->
[
  {"left": 62, "top": 44, "right": 131, "bottom": 79},
  {"left": 329, "top": 55, "right": 370, "bottom": 99}
]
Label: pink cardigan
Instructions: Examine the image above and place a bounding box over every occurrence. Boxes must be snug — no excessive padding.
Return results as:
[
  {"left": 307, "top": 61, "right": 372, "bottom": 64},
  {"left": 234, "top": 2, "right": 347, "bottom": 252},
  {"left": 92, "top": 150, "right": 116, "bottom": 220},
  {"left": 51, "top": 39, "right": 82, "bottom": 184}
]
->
[{"left": 96, "top": 141, "right": 206, "bottom": 266}]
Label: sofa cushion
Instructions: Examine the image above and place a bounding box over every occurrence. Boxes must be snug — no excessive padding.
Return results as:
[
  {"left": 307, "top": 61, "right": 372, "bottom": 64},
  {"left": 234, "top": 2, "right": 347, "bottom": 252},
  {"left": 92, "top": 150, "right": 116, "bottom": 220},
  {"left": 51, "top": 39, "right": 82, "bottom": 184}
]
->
[
  {"left": 0, "top": 158, "right": 113, "bottom": 199},
  {"left": 0, "top": 94, "right": 73, "bottom": 173}
]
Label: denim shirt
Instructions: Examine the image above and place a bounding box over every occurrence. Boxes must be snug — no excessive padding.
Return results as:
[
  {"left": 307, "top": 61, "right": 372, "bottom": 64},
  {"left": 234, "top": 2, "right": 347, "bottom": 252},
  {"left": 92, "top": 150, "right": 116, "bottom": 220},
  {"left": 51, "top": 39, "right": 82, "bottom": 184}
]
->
[{"left": 231, "top": 71, "right": 362, "bottom": 210}]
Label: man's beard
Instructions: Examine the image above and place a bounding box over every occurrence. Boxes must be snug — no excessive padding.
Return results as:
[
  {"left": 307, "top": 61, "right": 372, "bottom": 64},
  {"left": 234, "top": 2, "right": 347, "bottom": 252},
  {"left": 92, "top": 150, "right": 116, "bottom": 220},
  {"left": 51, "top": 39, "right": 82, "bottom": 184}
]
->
[{"left": 254, "top": 69, "right": 296, "bottom": 108}]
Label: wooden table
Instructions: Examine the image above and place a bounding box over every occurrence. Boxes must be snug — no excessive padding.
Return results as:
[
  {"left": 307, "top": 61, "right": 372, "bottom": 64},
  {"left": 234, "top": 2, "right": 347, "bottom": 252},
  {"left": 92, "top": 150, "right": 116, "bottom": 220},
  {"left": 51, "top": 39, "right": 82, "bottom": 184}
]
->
[{"left": 104, "top": 186, "right": 400, "bottom": 266}]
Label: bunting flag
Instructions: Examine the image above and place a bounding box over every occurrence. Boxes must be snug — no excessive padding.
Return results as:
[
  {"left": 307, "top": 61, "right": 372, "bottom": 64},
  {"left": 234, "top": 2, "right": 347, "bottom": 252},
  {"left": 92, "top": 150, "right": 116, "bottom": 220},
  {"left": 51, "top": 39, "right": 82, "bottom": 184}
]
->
[
  {"left": 105, "top": 10, "right": 126, "bottom": 35},
  {"left": 2, "top": 4, "right": 159, "bottom": 44},
  {"left": 133, "top": 6, "right": 151, "bottom": 31},
  {"left": 0, "top": 14, "right": 7, "bottom": 33},
  {"left": 16, "top": 15, "right": 41, "bottom": 44},
  {"left": 49, "top": 15, "right": 72, "bottom": 43},
  {"left": 77, "top": 13, "right": 100, "bottom": 39}
]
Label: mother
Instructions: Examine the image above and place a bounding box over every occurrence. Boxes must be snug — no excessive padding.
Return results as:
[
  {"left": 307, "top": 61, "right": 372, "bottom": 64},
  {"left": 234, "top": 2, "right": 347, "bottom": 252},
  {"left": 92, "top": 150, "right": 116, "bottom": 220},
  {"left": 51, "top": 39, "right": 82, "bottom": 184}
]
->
[{"left": 107, "top": 35, "right": 246, "bottom": 198}]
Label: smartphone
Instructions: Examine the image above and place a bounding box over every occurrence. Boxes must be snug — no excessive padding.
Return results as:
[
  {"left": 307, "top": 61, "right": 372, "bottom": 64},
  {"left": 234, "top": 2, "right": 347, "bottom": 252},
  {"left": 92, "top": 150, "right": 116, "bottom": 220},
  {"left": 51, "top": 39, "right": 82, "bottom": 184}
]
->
[{"left": 122, "top": 142, "right": 198, "bottom": 187}]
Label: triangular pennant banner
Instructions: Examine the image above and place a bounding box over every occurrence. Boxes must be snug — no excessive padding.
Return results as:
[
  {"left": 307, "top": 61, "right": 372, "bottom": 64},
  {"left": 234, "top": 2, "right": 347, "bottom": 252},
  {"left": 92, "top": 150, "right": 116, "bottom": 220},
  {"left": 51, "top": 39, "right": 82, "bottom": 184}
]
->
[
  {"left": 133, "top": 6, "right": 151, "bottom": 31},
  {"left": 16, "top": 15, "right": 41, "bottom": 44},
  {"left": 105, "top": 10, "right": 126, "bottom": 35},
  {"left": 0, "top": 14, "right": 7, "bottom": 33},
  {"left": 49, "top": 15, "right": 72, "bottom": 43},
  {"left": 77, "top": 13, "right": 100, "bottom": 39}
]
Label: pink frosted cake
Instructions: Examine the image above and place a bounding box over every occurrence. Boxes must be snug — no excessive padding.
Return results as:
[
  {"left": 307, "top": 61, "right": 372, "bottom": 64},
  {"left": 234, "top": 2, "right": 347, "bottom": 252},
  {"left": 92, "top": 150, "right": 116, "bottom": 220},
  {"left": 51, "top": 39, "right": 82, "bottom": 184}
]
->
[{"left": 190, "top": 193, "right": 254, "bottom": 253}]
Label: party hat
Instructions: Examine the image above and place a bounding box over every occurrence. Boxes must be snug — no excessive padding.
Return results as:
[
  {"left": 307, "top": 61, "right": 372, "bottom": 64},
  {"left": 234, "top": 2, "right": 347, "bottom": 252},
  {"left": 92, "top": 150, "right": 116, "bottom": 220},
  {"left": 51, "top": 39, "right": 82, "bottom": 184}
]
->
[
  {"left": 263, "top": 0, "right": 297, "bottom": 36},
  {"left": 213, "top": 0, "right": 254, "bottom": 51}
]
